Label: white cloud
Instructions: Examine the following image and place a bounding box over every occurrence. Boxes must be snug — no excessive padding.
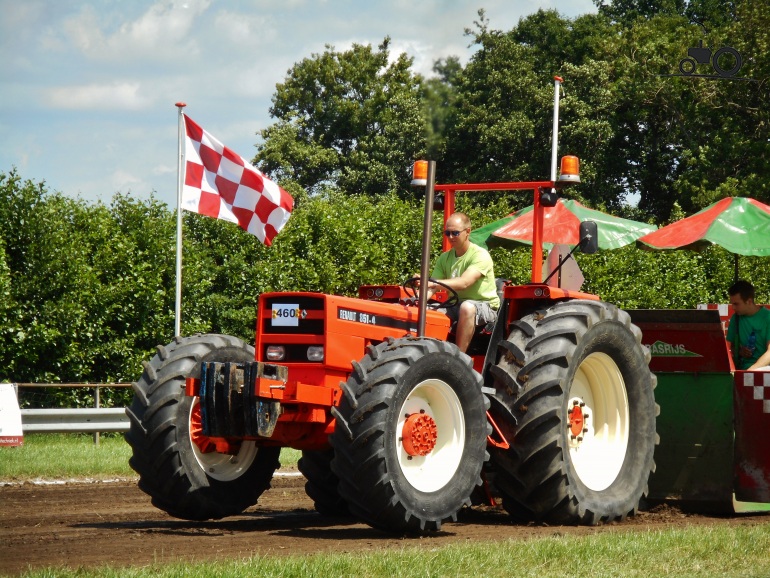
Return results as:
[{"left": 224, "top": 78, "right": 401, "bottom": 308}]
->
[
  {"left": 0, "top": 0, "right": 598, "bottom": 208},
  {"left": 44, "top": 82, "right": 154, "bottom": 111},
  {"left": 212, "top": 10, "right": 277, "bottom": 48},
  {"left": 387, "top": 38, "right": 470, "bottom": 78},
  {"left": 111, "top": 169, "right": 145, "bottom": 190},
  {"left": 152, "top": 163, "right": 176, "bottom": 176},
  {"left": 62, "top": 0, "right": 210, "bottom": 62},
  {"left": 226, "top": 48, "right": 302, "bottom": 98},
  {"left": 0, "top": 1, "right": 47, "bottom": 34},
  {"left": 60, "top": 6, "right": 106, "bottom": 55}
]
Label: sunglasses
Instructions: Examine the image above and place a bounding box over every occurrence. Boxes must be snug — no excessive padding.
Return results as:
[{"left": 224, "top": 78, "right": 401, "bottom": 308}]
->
[{"left": 444, "top": 229, "right": 465, "bottom": 238}]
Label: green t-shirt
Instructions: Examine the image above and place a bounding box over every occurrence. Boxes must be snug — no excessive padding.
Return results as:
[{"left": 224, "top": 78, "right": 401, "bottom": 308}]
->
[
  {"left": 726, "top": 306, "right": 770, "bottom": 369},
  {"left": 432, "top": 243, "right": 500, "bottom": 309}
]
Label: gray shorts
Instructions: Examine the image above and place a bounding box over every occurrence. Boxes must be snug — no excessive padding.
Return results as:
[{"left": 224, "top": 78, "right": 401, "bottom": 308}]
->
[{"left": 440, "top": 300, "right": 498, "bottom": 327}]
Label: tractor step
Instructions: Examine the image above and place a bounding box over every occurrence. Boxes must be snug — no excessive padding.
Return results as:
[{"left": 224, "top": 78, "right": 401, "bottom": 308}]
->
[{"left": 199, "top": 361, "right": 287, "bottom": 439}]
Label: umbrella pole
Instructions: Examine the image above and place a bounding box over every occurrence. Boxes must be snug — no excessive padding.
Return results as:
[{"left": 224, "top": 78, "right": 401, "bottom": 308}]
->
[{"left": 734, "top": 253, "right": 739, "bottom": 283}]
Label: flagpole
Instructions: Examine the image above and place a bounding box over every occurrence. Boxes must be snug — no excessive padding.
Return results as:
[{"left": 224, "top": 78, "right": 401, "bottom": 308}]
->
[{"left": 175, "top": 102, "right": 187, "bottom": 337}]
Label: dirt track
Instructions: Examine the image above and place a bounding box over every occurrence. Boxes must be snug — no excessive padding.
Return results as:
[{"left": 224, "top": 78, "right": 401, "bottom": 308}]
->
[{"left": 1, "top": 472, "right": 769, "bottom": 576}]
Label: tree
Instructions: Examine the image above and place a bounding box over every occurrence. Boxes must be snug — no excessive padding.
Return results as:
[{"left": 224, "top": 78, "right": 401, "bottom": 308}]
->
[
  {"left": 0, "top": 170, "right": 98, "bottom": 383},
  {"left": 594, "top": 0, "right": 688, "bottom": 25},
  {"left": 441, "top": 13, "right": 554, "bottom": 185},
  {"left": 422, "top": 56, "right": 462, "bottom": 160},
  {"left": 0, "top": 241, "right": 13, "bottom": 356},
  {"left": 254, "top": 38, "right": 428, "bottom": 198},
  {"left": 670, "top": 0, "right": 770, "bottom": 210},
  {"left": 441, "top": 10, "right": 625, "bottom": 213},
  {"left": 0, "top": 170, "right": 178, "bottom": 386},
  {"left": 4, "top": 3, "right": 767, "bottom": 388},
  {"left": 443, "top": 5, "right": 768, "bottom": 222},
  {"left": 594, "top": 0, "right": 738, "bottom": 29},
  {"left": 594, "top": 4, "right": 769, "bottom": 219}
]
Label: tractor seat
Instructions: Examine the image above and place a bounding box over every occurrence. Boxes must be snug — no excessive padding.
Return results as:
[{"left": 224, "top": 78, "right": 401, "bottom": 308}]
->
[{"left": 464, "top": 278, "right": 509, "bottom": 355}]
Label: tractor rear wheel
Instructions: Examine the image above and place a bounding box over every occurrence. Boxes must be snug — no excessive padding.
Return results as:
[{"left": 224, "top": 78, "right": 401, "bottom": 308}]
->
[
  {"left": 125, "top": 334, "right": 281, "bottom": 520},
  {"left": 488, "top": 300, "right": 658, "bottom": 525},
  {"left": 330, "top": 337, "right": 490, "bottom": 534},
  {"left": 298, "top": 449, "right": 349, "bottom": 517}
]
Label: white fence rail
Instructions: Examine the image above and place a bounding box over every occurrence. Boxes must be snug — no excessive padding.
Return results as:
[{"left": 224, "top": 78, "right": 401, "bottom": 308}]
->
[
  {"left": 21, "top": 407, "right": 130, "bottom": 433},
  {"left": 14, "top": 383, "right": 133, "bottom": 438}
]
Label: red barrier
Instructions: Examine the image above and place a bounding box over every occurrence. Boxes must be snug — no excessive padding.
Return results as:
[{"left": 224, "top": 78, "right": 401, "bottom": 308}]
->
[{"left": 734, "top": 371, "right": 770, "bottom": 503}]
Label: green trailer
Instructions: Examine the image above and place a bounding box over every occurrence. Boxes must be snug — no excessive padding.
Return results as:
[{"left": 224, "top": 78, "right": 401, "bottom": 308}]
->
[{"left": 630, "top": 307, "right": 770, "bottom": 513}]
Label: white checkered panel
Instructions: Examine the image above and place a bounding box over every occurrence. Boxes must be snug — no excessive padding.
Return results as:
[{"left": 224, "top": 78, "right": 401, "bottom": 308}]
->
[{"left": 743, "top": 371, "right": 770, "bottom": 414}]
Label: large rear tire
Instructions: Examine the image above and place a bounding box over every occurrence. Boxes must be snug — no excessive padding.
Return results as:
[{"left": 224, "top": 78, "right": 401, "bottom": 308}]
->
[
  {"left": 488, "top": 300, "right": 658, "bottom": 525},
  {"left": 125, "top": 334, "right": 281, "bottom": 521},
  {"left": 298, "top": 449, "right": 349, "bottom": 517},
  {"left": 330, "top": 337, "right": 490, "bottom": 534}
]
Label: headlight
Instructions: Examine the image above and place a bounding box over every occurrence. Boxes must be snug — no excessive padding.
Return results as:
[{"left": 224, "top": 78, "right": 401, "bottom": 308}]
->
[
  {"left": 266, "top": 345, "right": 286, "bottom": 361},
  {"left": 307, "top": 346, "right": 324, "bottom": 362}
]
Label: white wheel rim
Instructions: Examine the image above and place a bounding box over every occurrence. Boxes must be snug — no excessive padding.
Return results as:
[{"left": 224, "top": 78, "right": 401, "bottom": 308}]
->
[
  {"left": 395, "top": 378, "right": 465, "bottom": 493},
  {"left": 567, "top": 352, "right": 629, "bottom": 491},
  {"left": 189, "top": 399, "right": 259, "bottom": 482}
]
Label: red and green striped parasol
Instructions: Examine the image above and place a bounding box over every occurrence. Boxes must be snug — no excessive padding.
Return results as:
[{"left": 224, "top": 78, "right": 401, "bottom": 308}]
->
[
  {"left": 636, "top": 197, "right": 770, "bottom": 280},
  {"left": 470, "top": 199, "right": 656, "bottom": 250}
]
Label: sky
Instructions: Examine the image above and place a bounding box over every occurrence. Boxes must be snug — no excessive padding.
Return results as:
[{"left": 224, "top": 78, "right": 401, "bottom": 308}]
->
[{"left": 1, "top": 0, "right": 597, "bottom": 209}]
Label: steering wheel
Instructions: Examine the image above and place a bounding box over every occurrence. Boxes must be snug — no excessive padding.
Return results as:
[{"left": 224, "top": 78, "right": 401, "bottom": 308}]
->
[{"left": 402, "top": 277, "right": 460, "bottom": 310}]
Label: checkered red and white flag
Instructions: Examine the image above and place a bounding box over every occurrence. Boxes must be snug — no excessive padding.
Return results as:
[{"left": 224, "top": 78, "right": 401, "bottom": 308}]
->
[{"left": 181, "top": 115, "right": 293, "bottom": 245}]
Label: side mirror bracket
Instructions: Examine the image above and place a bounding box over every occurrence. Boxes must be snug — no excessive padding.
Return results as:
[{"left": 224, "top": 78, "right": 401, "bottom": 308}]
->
[{"left": 579, "top": 221, "right": 598, "bottom": 254}]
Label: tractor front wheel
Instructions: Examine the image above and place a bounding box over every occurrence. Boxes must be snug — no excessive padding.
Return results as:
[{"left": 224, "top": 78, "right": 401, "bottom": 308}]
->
[
  {"left": 330, "top": 337, "right": 490, "bottom": 534},
  {"left": 125, "top": 334, "right": 280, "bottom": 520}
]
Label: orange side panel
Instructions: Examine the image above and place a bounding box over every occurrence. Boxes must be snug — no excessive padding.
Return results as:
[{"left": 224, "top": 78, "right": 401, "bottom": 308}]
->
[
  {"left": 325, "top": 294, "right": 451, "bottom": 339},
  {"left": 324, "top": 332, "right": 366, "bottom": 372}
]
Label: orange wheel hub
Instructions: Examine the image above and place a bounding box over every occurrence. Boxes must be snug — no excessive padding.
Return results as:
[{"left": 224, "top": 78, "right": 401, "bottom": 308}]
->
[
  {"left": 401, "top": 412, "right": 438, "bottom": 456},
  {"left": 190, "top": 402, "right": 237, "bottom": 454},
  {"left": 569, "top": 404, "right": 584, "bottom": 437}
]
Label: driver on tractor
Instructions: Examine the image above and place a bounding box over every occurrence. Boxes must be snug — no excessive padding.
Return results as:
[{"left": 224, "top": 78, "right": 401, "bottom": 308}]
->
[{"left": 418, "top": 212, "right": 500, "bottom": 353}]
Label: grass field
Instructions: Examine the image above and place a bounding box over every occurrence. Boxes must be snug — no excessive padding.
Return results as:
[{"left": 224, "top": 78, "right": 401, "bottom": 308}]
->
[
  {"left": 0, "top": 433, "right": 301, "bottom": 480},
  {"left": 3, "top": 434, "right": 769, "bottom": 578},
  {"left": 15, "top": 525, "right": 770, "bottom": 578}
]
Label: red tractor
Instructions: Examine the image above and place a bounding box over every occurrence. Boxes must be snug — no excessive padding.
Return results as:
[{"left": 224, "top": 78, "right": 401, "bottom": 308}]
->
[{"left": 126, "top": 85, "right": 658, "bottom": 534}]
